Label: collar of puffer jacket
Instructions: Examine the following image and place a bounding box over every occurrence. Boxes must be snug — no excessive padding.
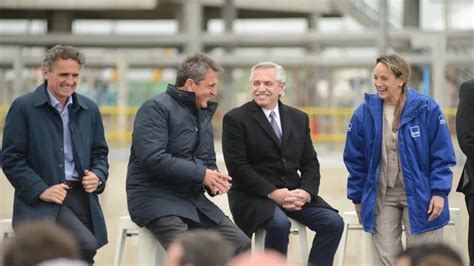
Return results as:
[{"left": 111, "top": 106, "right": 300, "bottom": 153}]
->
[{"left": 166, "top": 84, "right": 218, "bottom": 113}]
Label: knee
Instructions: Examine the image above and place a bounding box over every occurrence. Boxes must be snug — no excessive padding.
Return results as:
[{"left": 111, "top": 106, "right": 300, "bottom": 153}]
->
[
  {"left": 78, "top": 235, "right": 98, "bottom": 262},
  {"left": 266, "top": 218, "right": 291, "bottom": 233},
  {"left": 327, "top": 213, "right": 344, "bottom": 236},
  {"left": 236, "top": 235, "right": 251, "bottom": 254}
]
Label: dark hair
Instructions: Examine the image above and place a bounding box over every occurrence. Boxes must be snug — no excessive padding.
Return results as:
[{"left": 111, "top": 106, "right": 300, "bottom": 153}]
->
[
  {"left": 2, "top": 220, "right": 80, "bottom": 266},
  {"left": 175, "top": 53, "right": 223, "bottom": 87},
  {"left": 176, "top": 229, "right": 233, "bottom": 266},
  {"left": 376, "top": 54, "right": 410, "bottom": 133},
  {"left": 397, "top": 243, "right": 463, "bottom": 266},
  {"left": 42, "top": 45, "right": 85, "bottom": 71}
]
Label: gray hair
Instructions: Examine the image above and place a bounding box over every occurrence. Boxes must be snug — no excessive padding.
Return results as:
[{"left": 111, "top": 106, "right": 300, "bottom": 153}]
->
[
  {"left": 249, "top": 62, "right": 287, "bottom": 87},
  {"left": 175, "top": 53, "right": 223, "bottom": 87},
  {"left": 42, "top": 45, "right": 85, "bottom": 71}
]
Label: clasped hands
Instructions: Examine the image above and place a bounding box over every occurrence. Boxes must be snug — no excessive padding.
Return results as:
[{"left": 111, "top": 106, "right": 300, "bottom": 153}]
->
[
  {"left": 268, "top": 188, "right": 311, "bottom": 211},
  {"left": 203, "top": 169, "right": 232, "bottom": 195},
  {"left": 39, "top": 170, "right": 101, "bottom": 204}
]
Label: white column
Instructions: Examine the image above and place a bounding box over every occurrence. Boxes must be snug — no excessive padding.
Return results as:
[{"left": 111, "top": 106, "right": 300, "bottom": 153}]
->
[
  {"left": 377, "top": 0, "right": 389, "bottom": 55},
  {"left": 116, "top": 55, "right": 129, "bottom": 145},
  {"left": 412, "top": 34, "right": 448, "bottom": 107},
  {"left": 184, "top": 0, "right": 202, "bottom": 53},
  {"left": 13, "top": 47, "right": 24, "bottom": 99}
]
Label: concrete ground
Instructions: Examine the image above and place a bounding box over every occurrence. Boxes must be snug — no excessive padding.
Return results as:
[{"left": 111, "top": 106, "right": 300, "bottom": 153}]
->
[{"left": 0, "top": 147, "right": 469, "bottom": 265}]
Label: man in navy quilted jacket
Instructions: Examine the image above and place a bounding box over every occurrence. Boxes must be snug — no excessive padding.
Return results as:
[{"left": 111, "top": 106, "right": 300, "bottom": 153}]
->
[{"left": 126, "top": 53, "right": 250, "bottom": 255}]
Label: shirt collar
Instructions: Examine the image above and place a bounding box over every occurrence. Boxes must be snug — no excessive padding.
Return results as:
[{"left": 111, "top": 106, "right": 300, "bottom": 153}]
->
[
  {"left": 46, "top": 86, "right": 73, "bottom": 110},
  {"left": 261, "top": 103, "right": 280, "bottom": 121}
]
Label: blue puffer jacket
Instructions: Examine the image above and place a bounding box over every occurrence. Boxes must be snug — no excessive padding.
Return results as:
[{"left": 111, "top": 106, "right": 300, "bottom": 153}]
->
[{"left": 344, "top": 89, "right": 456, "bottom": 234}]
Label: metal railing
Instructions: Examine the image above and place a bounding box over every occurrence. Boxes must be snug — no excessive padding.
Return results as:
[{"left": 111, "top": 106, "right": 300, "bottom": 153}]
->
[{"left": 0, "top": 105, "right": 458, "bottom": 149}]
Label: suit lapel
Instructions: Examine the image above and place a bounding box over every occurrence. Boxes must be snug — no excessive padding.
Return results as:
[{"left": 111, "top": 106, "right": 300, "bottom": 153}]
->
[
  {"left": 279, "top": 102, "right": 292, "bottom": 148},
  {"left": 249, "top": 101, "right": 282, "bottom": 149}
]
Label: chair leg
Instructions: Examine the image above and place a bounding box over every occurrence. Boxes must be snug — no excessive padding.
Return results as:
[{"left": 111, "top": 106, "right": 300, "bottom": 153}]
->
[
  {"left": 254, "top": 228, "right": 266, "bottom": 252},
  {"left": 365, "top": 232, "right": 376, "bottom": 265},
  {"left": 255, "top": 222, "right": 309, "bottom": 265},
  {"left": 297, "top": 224, "right": 309, "bottom": 266},
  {"left": 337, "top": 223, "right": 349, "bottom": 266},
  {"left": 155, "top": 242, "right": 166, "bottom": 266},
  {"left": 138, "top": 227, "right": 158, "bottom": 266},
  {"left": 113, "top": 228, "right": 127, "bottom": 266},
  {"left": 0, "top": 220, "right": 14, "bottom": 245},
  {"left": 450, "top": 208, "right": 464, "bottom": 258}
]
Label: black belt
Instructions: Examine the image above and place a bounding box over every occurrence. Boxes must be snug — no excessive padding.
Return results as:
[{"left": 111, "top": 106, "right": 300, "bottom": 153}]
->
[{"left": 64, "top": 180, "right": 82, "bottom": 189}]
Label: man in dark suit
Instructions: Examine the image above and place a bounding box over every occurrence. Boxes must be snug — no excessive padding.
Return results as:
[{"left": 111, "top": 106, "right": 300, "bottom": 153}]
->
[
  {"left": 222, "top": 62, "right": 344, "bottom": 266},
  {"left": 2, "top": 45, "right": 109, "bottom": 263},
  {"left": 126, "top": 53, "right": 250, "bottom": 255},
  {"left": 456, "top": 79, "right": 474, "bottom": 266}
]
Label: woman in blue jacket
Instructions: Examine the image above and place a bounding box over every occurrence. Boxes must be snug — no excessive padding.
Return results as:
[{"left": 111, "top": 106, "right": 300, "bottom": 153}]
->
[{"left": 344, "top": 54, "right": 456, "bottom": 265}]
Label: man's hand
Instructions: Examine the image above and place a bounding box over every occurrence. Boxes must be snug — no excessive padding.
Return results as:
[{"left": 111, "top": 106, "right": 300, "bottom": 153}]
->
[
  {"left": 39, "top": 183, "right": 69, "bottom": 204},
  {"left": 290, "top": 189, "right": 311, "bottom": 204},
  {"left": 203, "top": 169, "right": 232, "bottom": 195},
  {"left": 428, "top": 195, "right": 444, "bottom": 222},
  {"left": 281, "top": 189, "right": 310, "bottom": 211},
  {"left": 268, "top": 188, "right": 292, "bottom": 206},
  {"left": 82, "top": 170, "right": 101, "bottom": 193}
]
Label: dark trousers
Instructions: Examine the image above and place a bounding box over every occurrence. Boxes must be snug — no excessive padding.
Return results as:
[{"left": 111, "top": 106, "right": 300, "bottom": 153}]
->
[
  {"left": 56, "top": 186, "right": 98, "bottom": 264},
  {"left": 146, "top": 211, "right": 251, "bottom": 255},
  {"left": 263, "top": 205, "right": 344, "bottom": 266},
  {"left": 467, "top": 194, "right": 474, "bottom": 266}
]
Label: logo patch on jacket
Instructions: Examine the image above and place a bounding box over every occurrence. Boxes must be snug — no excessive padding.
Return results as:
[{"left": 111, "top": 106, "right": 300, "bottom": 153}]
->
[
  {"left": 347, "top": 123, "right": 352, "bottom": 132},
  {"left": 410, "top": 126, "right": 420, "bottom": 138},
  {"left": 438, "top": 115, "right": 446, "bottom": 125}
]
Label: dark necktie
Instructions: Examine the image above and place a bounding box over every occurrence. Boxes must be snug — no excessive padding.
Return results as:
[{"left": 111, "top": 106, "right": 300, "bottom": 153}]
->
[{"left": 269, "top": 111, "right": 282, "bottom": 141}]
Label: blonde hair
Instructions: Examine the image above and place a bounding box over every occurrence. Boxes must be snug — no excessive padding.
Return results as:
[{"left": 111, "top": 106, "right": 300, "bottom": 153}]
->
[{"left": 376, "top": 54, "right": 410, "bottom": 132}]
